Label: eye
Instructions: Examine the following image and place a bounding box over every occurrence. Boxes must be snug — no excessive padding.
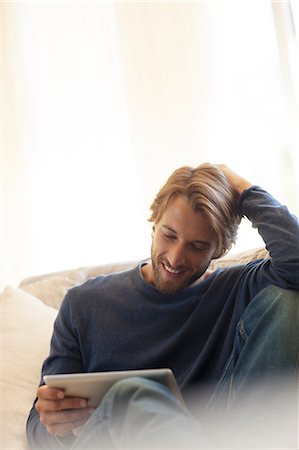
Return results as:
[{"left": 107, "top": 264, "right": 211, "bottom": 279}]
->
[
  {"left": 190, "top": 244, "right": 208, "bottom": 253},
  {"left": 164, "top": 233, "right": 176, "bottom": 241}
]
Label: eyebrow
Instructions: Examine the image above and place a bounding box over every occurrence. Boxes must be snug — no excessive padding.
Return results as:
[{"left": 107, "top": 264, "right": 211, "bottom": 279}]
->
[{"left": 161, "top": 225, "right": 212, "bottom": 247}]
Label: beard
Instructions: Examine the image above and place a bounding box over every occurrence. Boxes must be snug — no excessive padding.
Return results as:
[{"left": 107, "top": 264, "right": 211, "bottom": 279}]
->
[{"left": 151, "top": 247, "right": 205, "bottom": 295}]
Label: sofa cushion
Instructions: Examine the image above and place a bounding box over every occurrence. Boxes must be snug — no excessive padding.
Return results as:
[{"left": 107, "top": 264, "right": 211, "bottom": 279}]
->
[
  {"left": 0, "top": 286, "right": 58, "bottom": 449},
  {"left": 209, "top": 246, "right": 269, "bottom": 270},
  {"left": 19, "top": 269, "right": 88, "bottom": 310},
  {"left": 20, "top": 261, "right": 138, "bottom": 310}
]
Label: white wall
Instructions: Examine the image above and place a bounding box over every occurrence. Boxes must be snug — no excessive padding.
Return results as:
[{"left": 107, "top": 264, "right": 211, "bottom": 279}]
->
[{"left": 2, "top": 2, "right": 298, "bottom": 289}]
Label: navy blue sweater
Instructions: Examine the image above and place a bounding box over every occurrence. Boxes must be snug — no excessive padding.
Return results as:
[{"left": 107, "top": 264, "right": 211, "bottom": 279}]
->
[{"left": 27, "top": 187, "right": 299, "bottom": 447}]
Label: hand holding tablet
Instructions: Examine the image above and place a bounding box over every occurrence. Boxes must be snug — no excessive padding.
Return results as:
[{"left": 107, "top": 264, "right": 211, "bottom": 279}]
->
[{"left": 44, "top": 368, "right": 184, "bottom": 408}]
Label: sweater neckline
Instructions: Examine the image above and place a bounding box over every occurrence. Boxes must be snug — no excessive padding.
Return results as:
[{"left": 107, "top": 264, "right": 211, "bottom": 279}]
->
[{"left": 133, "top": 260, "right": 218, "bottom": 302}]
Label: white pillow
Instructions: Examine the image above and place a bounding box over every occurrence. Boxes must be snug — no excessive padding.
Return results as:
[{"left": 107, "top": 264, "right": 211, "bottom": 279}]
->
[{"left": 0, "top": 286, "right": 58, "bottom": 449}]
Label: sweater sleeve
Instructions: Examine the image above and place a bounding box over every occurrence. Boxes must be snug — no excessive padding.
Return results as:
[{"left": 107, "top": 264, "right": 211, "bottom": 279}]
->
[
  {"left": 240, "top": 185, "right": 299, "bottom": 289},
  {"left": 26, "top": 293, "right": 82, "bottom": 448}
]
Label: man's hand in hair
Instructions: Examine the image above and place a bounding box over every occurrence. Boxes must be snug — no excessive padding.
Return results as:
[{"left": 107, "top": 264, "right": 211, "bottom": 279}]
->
[{"left": 215, "top": 164, "right": 252, "bottom": 194}]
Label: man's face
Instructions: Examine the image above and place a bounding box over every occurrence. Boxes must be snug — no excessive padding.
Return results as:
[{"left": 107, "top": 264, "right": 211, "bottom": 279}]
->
[{"left": 150, "top": 196, "right": 217, "bottom": 294}]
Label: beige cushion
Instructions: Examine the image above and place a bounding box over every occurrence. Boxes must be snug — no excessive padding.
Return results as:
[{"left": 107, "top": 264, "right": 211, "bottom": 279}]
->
[
  {"left": 209, "top": 246, "right": 269, "bottom": 270},
  {"left": 20, "top": 269, "right": 88, "bottom": 310},
  {"left": 20, "top": 261, "right": 138, "bottom": 310},
  {"left": 0, "top": 286, "right": 58, "bottom": 449}
]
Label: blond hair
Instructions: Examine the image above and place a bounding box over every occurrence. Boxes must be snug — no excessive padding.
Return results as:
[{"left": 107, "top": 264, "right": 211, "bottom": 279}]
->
[{"left": 149, "top": 163, "right": 241, "bottom": 259}]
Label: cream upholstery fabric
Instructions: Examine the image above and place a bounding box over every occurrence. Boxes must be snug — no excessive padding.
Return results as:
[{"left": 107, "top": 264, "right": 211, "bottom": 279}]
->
[
  {"left": 1, "top": 287, "right": 58, "bottom": 449},
  {"left": 20, "top": 262, "right": 138, "bottom": 310}
]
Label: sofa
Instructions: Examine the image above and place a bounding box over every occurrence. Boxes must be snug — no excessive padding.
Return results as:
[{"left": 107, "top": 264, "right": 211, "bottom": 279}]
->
[{"left": 0, "top": 247, "right": 269, "bottom": 449}]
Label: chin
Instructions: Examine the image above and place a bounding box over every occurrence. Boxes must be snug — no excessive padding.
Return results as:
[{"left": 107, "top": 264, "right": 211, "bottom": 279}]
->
[
  {"left": 154, "top": 272, "right": 195, "bottom": 295},
  {"left": 152, "top": 258, "right": 205, "bottom": 294}
]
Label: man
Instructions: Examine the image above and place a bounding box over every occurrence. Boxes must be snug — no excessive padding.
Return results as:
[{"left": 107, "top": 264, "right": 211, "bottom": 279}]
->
[{"left": 27, "top": 163, "right": 299, "bottom": 449}]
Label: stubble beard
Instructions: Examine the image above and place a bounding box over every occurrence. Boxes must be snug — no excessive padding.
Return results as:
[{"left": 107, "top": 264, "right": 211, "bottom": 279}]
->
[{"left": 150, "top": 248, "right": 204, "bottom": 295}]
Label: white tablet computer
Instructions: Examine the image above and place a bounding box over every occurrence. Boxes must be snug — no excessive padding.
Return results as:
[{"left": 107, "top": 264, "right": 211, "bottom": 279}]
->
[{"left": 43, "top": 368, "right": 185, "bottom": 407}]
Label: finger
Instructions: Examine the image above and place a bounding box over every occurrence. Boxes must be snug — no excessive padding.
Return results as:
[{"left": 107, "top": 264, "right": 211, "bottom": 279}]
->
[
  {"left": 36, "top": 397, "right": 89, "bottom": 413},
  {"left": 37, "top": 385, "right": 65, "bottom": 400},
  {"left": 38, "top": 385, "right": 89, "bottom": 407},
  {"left": 40, "top": 408, "right": 94, "bottom": 436},
  {"left": 45, "top": 417, "right": 89, "bottom": 437},
  {"left": 41, "top": 407, "right": 94, "bottom": 426}
]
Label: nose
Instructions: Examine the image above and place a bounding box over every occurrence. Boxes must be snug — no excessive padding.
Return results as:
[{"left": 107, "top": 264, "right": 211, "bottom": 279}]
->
[{"left": 167, "top": 243, "right": 187, "bottom": 268}]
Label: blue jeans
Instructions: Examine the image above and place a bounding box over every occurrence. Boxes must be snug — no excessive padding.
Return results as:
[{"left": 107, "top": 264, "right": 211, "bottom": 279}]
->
[{"left": 72, "top": 285, "right": 299, "bottom": 449}]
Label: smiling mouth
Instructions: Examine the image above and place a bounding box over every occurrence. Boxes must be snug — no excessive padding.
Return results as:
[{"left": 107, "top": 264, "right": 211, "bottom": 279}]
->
[{"left": 162, "top": 262, "right": 185, "bottom": 275}]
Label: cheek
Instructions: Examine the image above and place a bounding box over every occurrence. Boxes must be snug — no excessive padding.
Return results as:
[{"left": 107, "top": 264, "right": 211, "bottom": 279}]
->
[
  {"left": 191, "top": 253, "right": 212, "bottom": 270},
  {"left": 152, "top": 235, "right": 167, "bottom": 256}
]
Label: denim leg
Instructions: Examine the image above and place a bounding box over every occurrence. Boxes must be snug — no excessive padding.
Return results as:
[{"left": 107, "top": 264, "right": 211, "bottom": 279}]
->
[
  {"left": 204, "top": 285, "right": 299, "bottom": 448},
  {"left": 71, "top": 377, "right": 211, "bottom": 450}
]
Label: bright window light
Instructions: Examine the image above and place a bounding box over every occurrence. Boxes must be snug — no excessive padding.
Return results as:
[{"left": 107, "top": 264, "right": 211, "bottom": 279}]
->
[{"left": 2, "top": 2, "right": 298, "bottom": 287}]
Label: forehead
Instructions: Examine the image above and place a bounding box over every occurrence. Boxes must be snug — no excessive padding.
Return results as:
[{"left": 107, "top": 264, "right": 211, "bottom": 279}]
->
[{"left": 158, "top": 196, "right": 215, "bottom": 239}]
